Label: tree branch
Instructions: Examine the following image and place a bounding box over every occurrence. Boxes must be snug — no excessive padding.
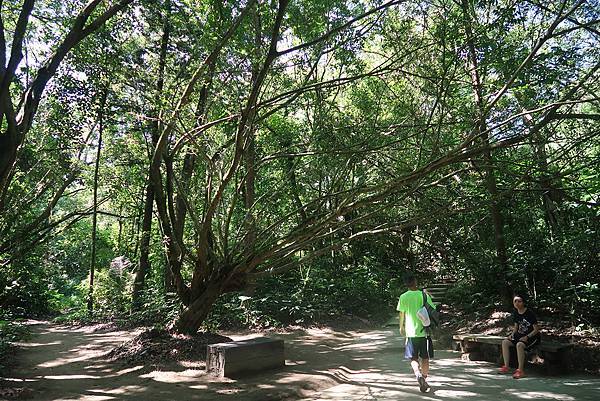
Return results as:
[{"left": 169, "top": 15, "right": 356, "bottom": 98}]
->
[
  {"left": 202, "top": 0, "right": 288, "bottom": 230},
  {"left": 276, "top": 0, "right": 403, "bottom": 57},
  {"left": 17, "top": 0, "right": 134, "bottom": 135},
  {"left": 551, "top": 113, "right": 600, "bottom": 120},
  {"left": 486, "top": 0, "right": 586, "bottom": 113},
  {"left": 0, "top": 0, "right": 7, "bottom": 76},
  {"left": 1, "top": 0, "right": 35, "bottom": 94}
]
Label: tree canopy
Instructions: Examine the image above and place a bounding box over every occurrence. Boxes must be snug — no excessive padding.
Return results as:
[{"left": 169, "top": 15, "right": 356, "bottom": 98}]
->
[{"left": 0, "top": 0, "right": 598, "bottom": 333}]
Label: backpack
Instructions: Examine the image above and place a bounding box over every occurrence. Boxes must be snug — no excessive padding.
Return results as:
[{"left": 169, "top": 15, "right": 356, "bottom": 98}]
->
[{"left": 419, "top": 290, "right": 439, "bottom": 334}]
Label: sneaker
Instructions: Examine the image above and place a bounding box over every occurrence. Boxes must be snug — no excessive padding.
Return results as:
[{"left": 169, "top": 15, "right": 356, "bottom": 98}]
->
[
  {"left": 512, "top": 369, "right": 525, "bottom": 379},
  {"left": 418, "top": 375, "right": 430, "bottom": 393},
  {"left": 498, "top": 365, "right": 510, "bottom": 374}
]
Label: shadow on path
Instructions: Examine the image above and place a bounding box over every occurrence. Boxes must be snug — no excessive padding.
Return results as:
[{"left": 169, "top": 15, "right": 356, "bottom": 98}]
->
[{"left": 1, "top": 322, "right": 599, "bottom": 401}]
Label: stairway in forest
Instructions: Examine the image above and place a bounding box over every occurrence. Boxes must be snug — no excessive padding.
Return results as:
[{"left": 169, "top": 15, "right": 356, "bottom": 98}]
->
[
  {"left": 385, "top": 280, "right": 455, "bottom": 326},
  {"left": 424, "top": 281, "right": 454, "bottom": 306}
]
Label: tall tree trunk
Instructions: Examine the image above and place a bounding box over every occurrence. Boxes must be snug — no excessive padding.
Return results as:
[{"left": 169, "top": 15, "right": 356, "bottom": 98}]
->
[
  {"left": 132, "top": 2, "right": 171, "bottom": 309},
  {"left": 171, "top": 278, "right": 224, "bottom": 334},
  {"left": 244, "top": 135, "right": 257, "bottom": 251},
  {"left": 461, "top": 0, "right": 512, "bottom": 306},
  {"left": 285, "top": 149, "right": 308, "bottom": 223},
  {"left": 174, "top": 63, "right": 218, "bottom": 299},
  {"left": 87, "top": 90, "right": 107, "bottom": 315},
  {"left": 132, "top": 178, "right": 156, "bottom": 307},
  {"left": 533, "top": 135, "right": 559, "bottom": 235},
  {"left": 243, "top": 4, "right": 262, "bottom": 259},
  {"left": 117, "top": 210, "right": 124, "bottom": 254}
]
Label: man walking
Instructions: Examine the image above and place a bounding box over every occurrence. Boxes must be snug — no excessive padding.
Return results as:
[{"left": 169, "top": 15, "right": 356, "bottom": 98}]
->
[{"left": 397, "top": 272, "right": 436, "bottom": 393}]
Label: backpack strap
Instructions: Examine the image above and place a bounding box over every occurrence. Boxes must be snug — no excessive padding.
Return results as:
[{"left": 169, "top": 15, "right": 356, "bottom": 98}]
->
[{"left": 421, "top": 290, "right": 431, "bottom": 337}]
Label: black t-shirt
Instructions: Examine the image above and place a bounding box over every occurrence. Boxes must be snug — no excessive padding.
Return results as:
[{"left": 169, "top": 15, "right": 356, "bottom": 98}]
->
[{"left": 512, "top": 308, "right": 539, "bottom": 338}]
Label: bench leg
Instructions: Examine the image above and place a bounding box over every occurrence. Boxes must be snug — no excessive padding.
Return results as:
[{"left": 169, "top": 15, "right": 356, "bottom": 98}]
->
[
  {"left": 558, "top": 348, "right": 572, "bottom": 372},
  {"left": 459, "top": 341, "right": 484, "bottom": 361},
  {"left": 459, "top": 342, "right": 504, "bottom": 364},
  {"left": 541, "top": 350, "right": 568, "bottom": 375},
  {"left": 493, "top": 345, "right": 503, "bottom": 365}
]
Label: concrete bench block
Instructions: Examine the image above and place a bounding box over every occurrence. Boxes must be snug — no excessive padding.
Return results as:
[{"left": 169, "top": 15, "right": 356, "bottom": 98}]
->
[{"left": 206, "top": 337, "right": 285, "bottom": 378}]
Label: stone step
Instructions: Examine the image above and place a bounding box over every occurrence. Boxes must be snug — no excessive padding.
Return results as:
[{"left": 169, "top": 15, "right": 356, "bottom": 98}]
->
[
  {"left": 425, "top": 290, "right": 449, "bottom": 297},
  {"left": 425, "top": 283, "right": 453, "bottom": 290},
  {"left": 425, "top": 288, "right": 448, "bottom": 293}
]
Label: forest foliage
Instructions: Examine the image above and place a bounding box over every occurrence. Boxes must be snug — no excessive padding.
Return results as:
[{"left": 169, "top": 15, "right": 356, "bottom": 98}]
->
[{"left": 0, "top": 0, "right": 599, "bottom": 334}]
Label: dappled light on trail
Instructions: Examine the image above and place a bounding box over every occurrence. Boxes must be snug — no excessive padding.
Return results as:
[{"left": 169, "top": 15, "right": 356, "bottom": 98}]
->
[
  {"left": 426, "top": 389, "right": 480, "bottom": 398},
  {"left": 86, "top": 385, "right": 147, "bottom": 397},
  {"left": 2, "top": 322, "right": 599, "bottom": 400}
]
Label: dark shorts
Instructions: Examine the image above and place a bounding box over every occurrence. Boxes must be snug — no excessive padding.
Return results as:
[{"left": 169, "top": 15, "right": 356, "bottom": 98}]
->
[
  {"left": 405, "top": 337, "right": 434, "bottom": 360},
  {"left": 510, "top": 333, "right": 541, "bottom": 351}
]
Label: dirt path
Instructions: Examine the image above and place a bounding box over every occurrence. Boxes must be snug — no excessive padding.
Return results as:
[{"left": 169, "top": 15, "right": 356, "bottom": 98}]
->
[{"left": 2, "top": 321, "right": 599, "bottom": 400}]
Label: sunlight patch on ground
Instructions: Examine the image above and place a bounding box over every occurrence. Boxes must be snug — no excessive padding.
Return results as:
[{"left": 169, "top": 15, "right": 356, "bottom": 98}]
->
[
  {"left": 562, "top": 380, "right": 600, "bottom": 386},
  {"left": 227, "top": 333, "right": 265, "bottom": 341},
  {"left": 356, "top": 331, "right": 389, "bottom": 339},
  {"left": 318, "top": 383, "right": 369, "bottom": 398},
  {"left": 423, "top": 375, "right": 474, "bottom": 384},
  {"left": 176, "top": 369, "right": 208, "bottom": 378},
  {"left": 434, "top": 358, "right": 472, "bottom": 367},
  {"left": 38, "top": 356, "right": 98, "bottom": 368},
  {"left": 35, "top": 339, "right": 124, "bottom": 368},
  {"left": 189, "top": 384, "right": 209, "bottom": 390},
  {"left": 463, "top": 367, "right": 496, "bottom": 374},
  {"left": 275, "top": 372, "right": 325, "bottom": 384},
  {"left": 13, "top": 341, "right": 61, "bottom": 347},
  {"left": 88, "top": 385, "right": 146, "bottom": 395},
  {"left": 0, "top": 377, "right": 38, "bottom": 382},
  {"left": 433, "top": 378, "right": 477, "bottom": 386},
  {"left": 304, "top": 328, "right": 336, "bottom": 336},
  {"left": 177, "top": 360, "right": 204, "bottom": 369},
  {"left": 139, "top": 369, "right": 204, "bottom": 383},
  {"left": 216, "top": 388, "right": 242, "bottom": 394},
  {"left": 285, "top": 359, "right": 307, "bottom": 365},
  {"left": 337, "top": 365, "right": 374, "bottom": 374},
  {"left": 433, "top": 389, "right": 480, "bottom": 397},
  {"left": 351, "top": 357, "right": 375, "bottom": 361},
  {"left": 42, "top": 374, "right": 98, "bottom": 379},
  {"left": 334, "top": 340, "right": 388, "bottom": 350},
  {"left": 84, "top": 364, "right": 109, "bottom": 370},
  {"left": 115, "top": 365, "right": 145, "bottom": 375},
  {"left": 505, "top": 390, "right": 576, "bottom": 400}
]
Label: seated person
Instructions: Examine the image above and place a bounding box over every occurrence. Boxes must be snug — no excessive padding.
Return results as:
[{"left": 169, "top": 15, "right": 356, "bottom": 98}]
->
[{"left": 498, "top": 294, "right": 541, "bottom": 379}]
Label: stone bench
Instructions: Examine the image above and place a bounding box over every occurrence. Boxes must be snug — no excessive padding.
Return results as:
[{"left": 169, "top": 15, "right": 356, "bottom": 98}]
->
[
  {"left": 452, "top": 333, "right": 572, "bottom": 375},
  {"left": 206, "top": 337, "right": 285, "bottom": 378}
]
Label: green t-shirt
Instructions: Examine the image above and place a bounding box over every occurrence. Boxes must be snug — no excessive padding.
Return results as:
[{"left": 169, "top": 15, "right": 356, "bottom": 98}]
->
[{"left": 396, "top": 290, "right": 436, "bottom": 338}]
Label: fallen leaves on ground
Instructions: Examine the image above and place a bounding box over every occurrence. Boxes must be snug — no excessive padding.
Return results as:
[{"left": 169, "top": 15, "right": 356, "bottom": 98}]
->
[{"left": 107, "top": 328, "right": 233, "bottom": 367}]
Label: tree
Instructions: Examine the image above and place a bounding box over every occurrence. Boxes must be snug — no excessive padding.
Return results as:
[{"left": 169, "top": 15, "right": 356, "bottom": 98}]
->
[
  {"left": 140, "top": 0, "right": 599, "bottom": 333},
  {"left": 131, "top": 0, "right": 172, "bottom": 309},
  {"left": 0, "top": 0, "right": 134, "bottom": 261},
  {"left": 1, "top": 0, "right": 597, "bottom": 328},
  {"left": 87, "top": 88, "right": 108, "bottom": 314}
]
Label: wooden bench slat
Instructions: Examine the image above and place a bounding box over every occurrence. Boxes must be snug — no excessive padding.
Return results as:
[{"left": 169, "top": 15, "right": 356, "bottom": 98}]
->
[
  {"left": 453, "top": 334, "right": 506, "bottom": 344},
  {"left": 452, "top": 333, "right": 571, "bottom": 351}
]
